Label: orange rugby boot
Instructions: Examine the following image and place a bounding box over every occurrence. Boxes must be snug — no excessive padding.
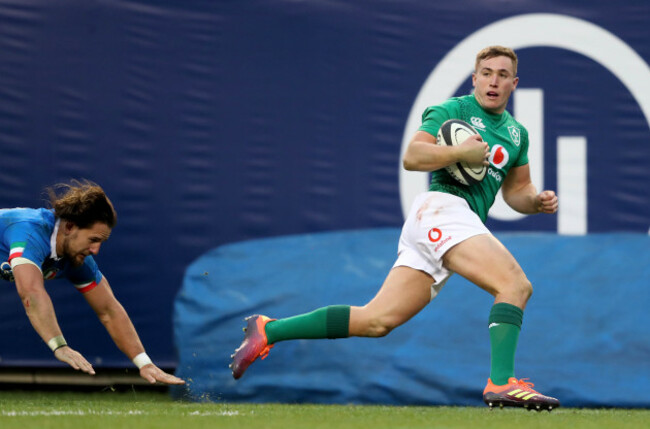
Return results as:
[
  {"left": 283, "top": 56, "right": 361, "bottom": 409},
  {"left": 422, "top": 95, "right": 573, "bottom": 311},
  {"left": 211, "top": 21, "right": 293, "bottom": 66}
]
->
[
  {"left": 230, "top": 315, "right": 275, "bottom": 379},
  {"left": 483, "top": 377, "right": 561, "bottom": 412}
]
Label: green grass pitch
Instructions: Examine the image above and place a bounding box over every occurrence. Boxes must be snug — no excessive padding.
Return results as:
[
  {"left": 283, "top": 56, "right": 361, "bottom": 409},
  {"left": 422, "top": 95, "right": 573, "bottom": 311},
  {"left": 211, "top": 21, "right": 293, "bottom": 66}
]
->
[{"left": 0, "top": 390, "right": 647, "bottom": 429}]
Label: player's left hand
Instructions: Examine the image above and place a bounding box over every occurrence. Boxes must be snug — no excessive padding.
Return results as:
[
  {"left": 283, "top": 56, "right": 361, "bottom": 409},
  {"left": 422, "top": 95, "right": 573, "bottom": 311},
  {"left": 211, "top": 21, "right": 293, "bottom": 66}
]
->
[
  {"left": 139, "top": 364, "right": 186, "bottom": 385},
  {"left": 537, "top": 190, "right": 558, "bottom": 214}
]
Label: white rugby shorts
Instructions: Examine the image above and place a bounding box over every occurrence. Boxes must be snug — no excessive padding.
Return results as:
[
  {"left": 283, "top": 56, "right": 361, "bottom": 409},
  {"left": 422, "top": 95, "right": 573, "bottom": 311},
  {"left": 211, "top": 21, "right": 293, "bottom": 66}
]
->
[{"left": 393, "top": 191, "right": 489, "bottom": 300}]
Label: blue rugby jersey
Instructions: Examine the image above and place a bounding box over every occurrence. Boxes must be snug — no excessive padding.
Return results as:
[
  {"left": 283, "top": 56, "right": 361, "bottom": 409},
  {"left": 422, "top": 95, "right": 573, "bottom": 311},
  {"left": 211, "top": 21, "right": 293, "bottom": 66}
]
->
[{"left": 0, "top": 208, "right": 103, "bottom": 293}]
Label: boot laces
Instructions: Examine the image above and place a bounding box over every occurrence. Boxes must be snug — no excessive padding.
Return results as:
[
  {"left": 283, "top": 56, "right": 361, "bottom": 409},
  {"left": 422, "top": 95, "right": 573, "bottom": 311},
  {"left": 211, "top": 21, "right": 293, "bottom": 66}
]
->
[
  {"left": 259, "top": 344, "right": 274, "bottom": 360},
  {"left": 516, "top": 378, "right": 537, "bottom": 392}
]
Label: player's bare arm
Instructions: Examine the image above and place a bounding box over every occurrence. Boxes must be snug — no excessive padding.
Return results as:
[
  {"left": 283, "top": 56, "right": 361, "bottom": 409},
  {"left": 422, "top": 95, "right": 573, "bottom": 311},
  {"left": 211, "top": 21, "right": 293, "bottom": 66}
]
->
[
  {"left": 403, "top": 131, "right": 488, "bottom": 171},
  {"left": 13, "top": 263, "right": 96, "bottom": 374},
  {"left": 83, "top": 278, "right": 146, "bottom": 359},
  {"left": 502, "top": 164, "right": 558, "bottom": 214},
  {"left": 83, "top": 277, "right": 185, "bottom": 385}
]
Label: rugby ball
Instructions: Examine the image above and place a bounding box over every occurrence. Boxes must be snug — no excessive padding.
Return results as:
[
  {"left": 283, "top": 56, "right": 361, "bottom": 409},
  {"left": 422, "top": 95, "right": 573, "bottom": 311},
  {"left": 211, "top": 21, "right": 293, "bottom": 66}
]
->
[{"left": 436, "top": 119, "right": 487, "bottom": 186}]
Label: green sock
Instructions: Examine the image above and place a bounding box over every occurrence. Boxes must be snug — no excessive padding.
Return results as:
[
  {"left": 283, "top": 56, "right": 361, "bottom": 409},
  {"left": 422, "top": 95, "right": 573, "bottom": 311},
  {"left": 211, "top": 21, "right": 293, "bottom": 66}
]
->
[
  {"left": 488, "top": 302, "right": 524, "bottom": 385},
  {"left": 265, "top": 305, "right": 350, "bottom": 344}
]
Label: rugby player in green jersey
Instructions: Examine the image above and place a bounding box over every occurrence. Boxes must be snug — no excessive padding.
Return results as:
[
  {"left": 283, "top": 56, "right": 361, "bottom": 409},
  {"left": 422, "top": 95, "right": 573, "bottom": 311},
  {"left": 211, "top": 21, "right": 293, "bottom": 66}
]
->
[{"left": 231, "top": 46, "right": 560, "bottom": 411}]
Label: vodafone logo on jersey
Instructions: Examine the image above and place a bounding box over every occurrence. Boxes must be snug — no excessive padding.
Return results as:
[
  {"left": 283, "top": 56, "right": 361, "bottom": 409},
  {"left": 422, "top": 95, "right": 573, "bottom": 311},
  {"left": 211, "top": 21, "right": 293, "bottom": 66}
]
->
[
  {"left": 428, "top": 228, "right": 442, "bottom": 242},
  {"left": 489, "top": 144, "right": 509, "bottom": 169}
]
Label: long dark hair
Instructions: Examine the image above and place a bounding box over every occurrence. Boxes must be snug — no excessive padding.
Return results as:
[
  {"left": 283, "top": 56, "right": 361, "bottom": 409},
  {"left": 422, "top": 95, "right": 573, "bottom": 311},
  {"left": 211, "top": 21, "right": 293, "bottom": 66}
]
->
[{"left": 47, "top": 179, "right": 117, "bottom": 229}]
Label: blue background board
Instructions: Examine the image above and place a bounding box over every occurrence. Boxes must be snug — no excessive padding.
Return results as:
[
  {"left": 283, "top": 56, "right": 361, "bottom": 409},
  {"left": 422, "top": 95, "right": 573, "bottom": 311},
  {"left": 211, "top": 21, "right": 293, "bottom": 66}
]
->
[
  {"left": 171, "top": 230, "right": 650, "bottom": 407},
  {"left": 0, "top": 0, "right": 648, "bottom": 373}
]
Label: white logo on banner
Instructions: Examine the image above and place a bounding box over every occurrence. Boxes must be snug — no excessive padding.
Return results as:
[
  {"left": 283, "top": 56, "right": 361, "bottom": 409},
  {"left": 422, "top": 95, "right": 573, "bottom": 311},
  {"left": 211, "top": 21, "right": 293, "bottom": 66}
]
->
[{"left": 399, "top": 13, "right": 650, "bottom": 228}]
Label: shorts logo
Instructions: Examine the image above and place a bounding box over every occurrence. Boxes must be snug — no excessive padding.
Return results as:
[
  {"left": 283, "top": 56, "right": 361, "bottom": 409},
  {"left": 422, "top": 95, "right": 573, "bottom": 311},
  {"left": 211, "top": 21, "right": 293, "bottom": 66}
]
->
[
  {"left": 489, "top": 144, "right": 509, "bottom": 169},
  {"left": 428, "top": 228, "right": 442, "bottom": 242},
  {"left": 434, "top": 236, "right": 452, "bottom": 252}
]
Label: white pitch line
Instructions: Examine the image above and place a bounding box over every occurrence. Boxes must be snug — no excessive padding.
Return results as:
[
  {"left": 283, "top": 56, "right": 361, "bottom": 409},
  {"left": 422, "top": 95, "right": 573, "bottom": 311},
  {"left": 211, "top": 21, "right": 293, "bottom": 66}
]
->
[
  {"left": 188, "top": 410, "right": 240, "bottom": 416},
  {"left": 1, "top": 409, "right": 240, "bottom": 417},
  {"left": 1, "top": 410, "right": 145, "bottom": 416}
]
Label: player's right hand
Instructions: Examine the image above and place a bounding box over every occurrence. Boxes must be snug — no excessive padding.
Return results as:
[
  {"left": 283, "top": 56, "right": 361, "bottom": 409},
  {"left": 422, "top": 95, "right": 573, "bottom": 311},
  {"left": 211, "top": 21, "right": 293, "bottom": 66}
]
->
[
  {"left": 54, "top": 346, "right": 96, "bottom": 375},
  {"left": 139, "top": 364, "right": 186, "bottom": 385},
  {"left": 458, "top": 134, "right": 490, "bottom": 165}
]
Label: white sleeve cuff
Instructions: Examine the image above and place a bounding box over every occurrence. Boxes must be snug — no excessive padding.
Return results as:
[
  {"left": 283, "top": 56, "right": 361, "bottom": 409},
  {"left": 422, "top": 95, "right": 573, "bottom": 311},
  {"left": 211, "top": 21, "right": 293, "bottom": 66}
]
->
[{"left": 10, "top": 257, "right": 42, "bottom": 272}]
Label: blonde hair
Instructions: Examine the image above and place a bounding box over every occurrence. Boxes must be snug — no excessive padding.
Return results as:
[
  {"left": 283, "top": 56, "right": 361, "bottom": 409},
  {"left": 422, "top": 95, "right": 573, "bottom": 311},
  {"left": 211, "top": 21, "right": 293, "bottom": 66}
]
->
[
  {"left": 475, "top": 46, "right": 518, "bottom": 76},
  {"left": 47, "top": 179, "right": 117, "bottom": 229}
]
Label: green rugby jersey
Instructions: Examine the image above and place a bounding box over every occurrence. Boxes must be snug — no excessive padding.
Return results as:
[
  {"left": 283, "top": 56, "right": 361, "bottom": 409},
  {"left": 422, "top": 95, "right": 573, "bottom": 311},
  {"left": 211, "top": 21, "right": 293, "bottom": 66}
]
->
[{"left": 418, "top": 94, "right": 529, "bottom": 223}]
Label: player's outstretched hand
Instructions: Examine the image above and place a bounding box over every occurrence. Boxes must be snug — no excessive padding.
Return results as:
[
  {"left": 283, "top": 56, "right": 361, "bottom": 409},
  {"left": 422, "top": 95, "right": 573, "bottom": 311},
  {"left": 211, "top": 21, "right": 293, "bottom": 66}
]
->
[
  {"left": 537, "top": 190, "right": 558, "bottom": 214},
  {"left": 139, "top": 364, "right": 185, "bottom": 385},
  {"left": 54, "top": 346, "right": 96, "bottom": 375}
]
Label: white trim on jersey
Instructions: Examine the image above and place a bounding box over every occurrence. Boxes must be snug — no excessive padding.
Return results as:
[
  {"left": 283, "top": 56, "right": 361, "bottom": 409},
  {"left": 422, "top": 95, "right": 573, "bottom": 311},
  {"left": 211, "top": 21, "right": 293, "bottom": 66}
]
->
[
  {"left": 10, "top": 257, "right": 42, "bottom": 272},
  {"left": 50, "top": 218, "right": 61, "bottom": 260}
]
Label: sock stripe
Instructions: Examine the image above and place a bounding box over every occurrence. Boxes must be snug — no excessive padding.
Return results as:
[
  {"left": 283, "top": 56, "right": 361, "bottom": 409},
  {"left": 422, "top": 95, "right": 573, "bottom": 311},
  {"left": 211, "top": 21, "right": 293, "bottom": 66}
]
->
[
  {"left": 488, "top": 302, "right": 523, "bottom": 328},
  {"left": 325, "top": 305, "right": 350, "bottom": 339}
]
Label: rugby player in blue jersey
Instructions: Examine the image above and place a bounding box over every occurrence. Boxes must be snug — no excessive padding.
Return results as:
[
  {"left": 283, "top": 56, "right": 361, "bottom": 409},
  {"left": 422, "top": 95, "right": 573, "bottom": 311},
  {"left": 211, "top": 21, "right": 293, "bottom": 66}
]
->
[{"left": 0, "top": 180, "right": 184, "bottom": 385}]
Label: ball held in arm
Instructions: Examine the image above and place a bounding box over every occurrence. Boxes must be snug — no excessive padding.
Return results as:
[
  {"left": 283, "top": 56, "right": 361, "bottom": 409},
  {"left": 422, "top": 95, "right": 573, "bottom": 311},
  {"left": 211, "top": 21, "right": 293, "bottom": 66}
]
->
[{"left": 436, "top": 119, "right": 487, "bottom": 186}]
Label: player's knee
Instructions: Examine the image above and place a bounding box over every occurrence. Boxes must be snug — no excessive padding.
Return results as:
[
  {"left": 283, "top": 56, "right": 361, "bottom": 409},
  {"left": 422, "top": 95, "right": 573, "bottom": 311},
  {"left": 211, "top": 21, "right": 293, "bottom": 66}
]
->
[
  {"left": 365, "top": 315, "right": 399, "bottom": 337},
  {"left": 495, "top": 277, "right": 532, "bottom": 306},
  {"left": 368, "top": 325, "right": 392, "bottom": 338},
  {"left": 518, "top": 279, "right": 533, "bottom": 302}
]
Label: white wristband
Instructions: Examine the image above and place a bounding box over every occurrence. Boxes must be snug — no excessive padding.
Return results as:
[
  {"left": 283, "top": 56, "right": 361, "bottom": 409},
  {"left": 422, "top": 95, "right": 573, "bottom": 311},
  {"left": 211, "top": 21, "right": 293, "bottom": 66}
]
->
[
  {"left": 47, "top": 335, "right": 67, "bottom": 352},
  {"left": 132, "top": 352, "right": 153, "bottom": 369}
]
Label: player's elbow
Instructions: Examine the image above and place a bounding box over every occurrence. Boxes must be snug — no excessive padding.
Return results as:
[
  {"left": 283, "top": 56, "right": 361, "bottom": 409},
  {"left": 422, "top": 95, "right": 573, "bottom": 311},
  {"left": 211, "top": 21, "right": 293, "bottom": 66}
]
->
[
  {"left": 18, "top": 289, "right": 46, "bottom": 313},
  {"left": 403, "top": 155, "right": 432, "bottom": 172},
  {"left": 504, "top": 195, "right": 539, "bottom": 215},
  {"left": 20, "top": 294, "right": 31, "bottom": 311},
  {"left": 502, "top": 196, "right": 517, "bottom": 213},
  {"left": 402, "top": 142, "right": 426, "bottom": 171},
  {"left": 502, "top": 191, "right": 523, "bottom": 214},
  {"left": 94, "top": 301, "right": 125, "bottom": 326},
  {"left": 402, "top": 155, "right": 418, "bottom": 171}
]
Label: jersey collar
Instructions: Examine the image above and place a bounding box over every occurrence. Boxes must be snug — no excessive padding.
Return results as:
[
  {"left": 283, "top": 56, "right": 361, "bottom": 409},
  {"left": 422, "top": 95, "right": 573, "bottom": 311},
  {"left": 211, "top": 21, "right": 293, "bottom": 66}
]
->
[
  {"left": 470, "top": 93, "right": 507, "bottom": 126},
  {"left": 50, "top": 218, "right": 61, "bottom": 261}
]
